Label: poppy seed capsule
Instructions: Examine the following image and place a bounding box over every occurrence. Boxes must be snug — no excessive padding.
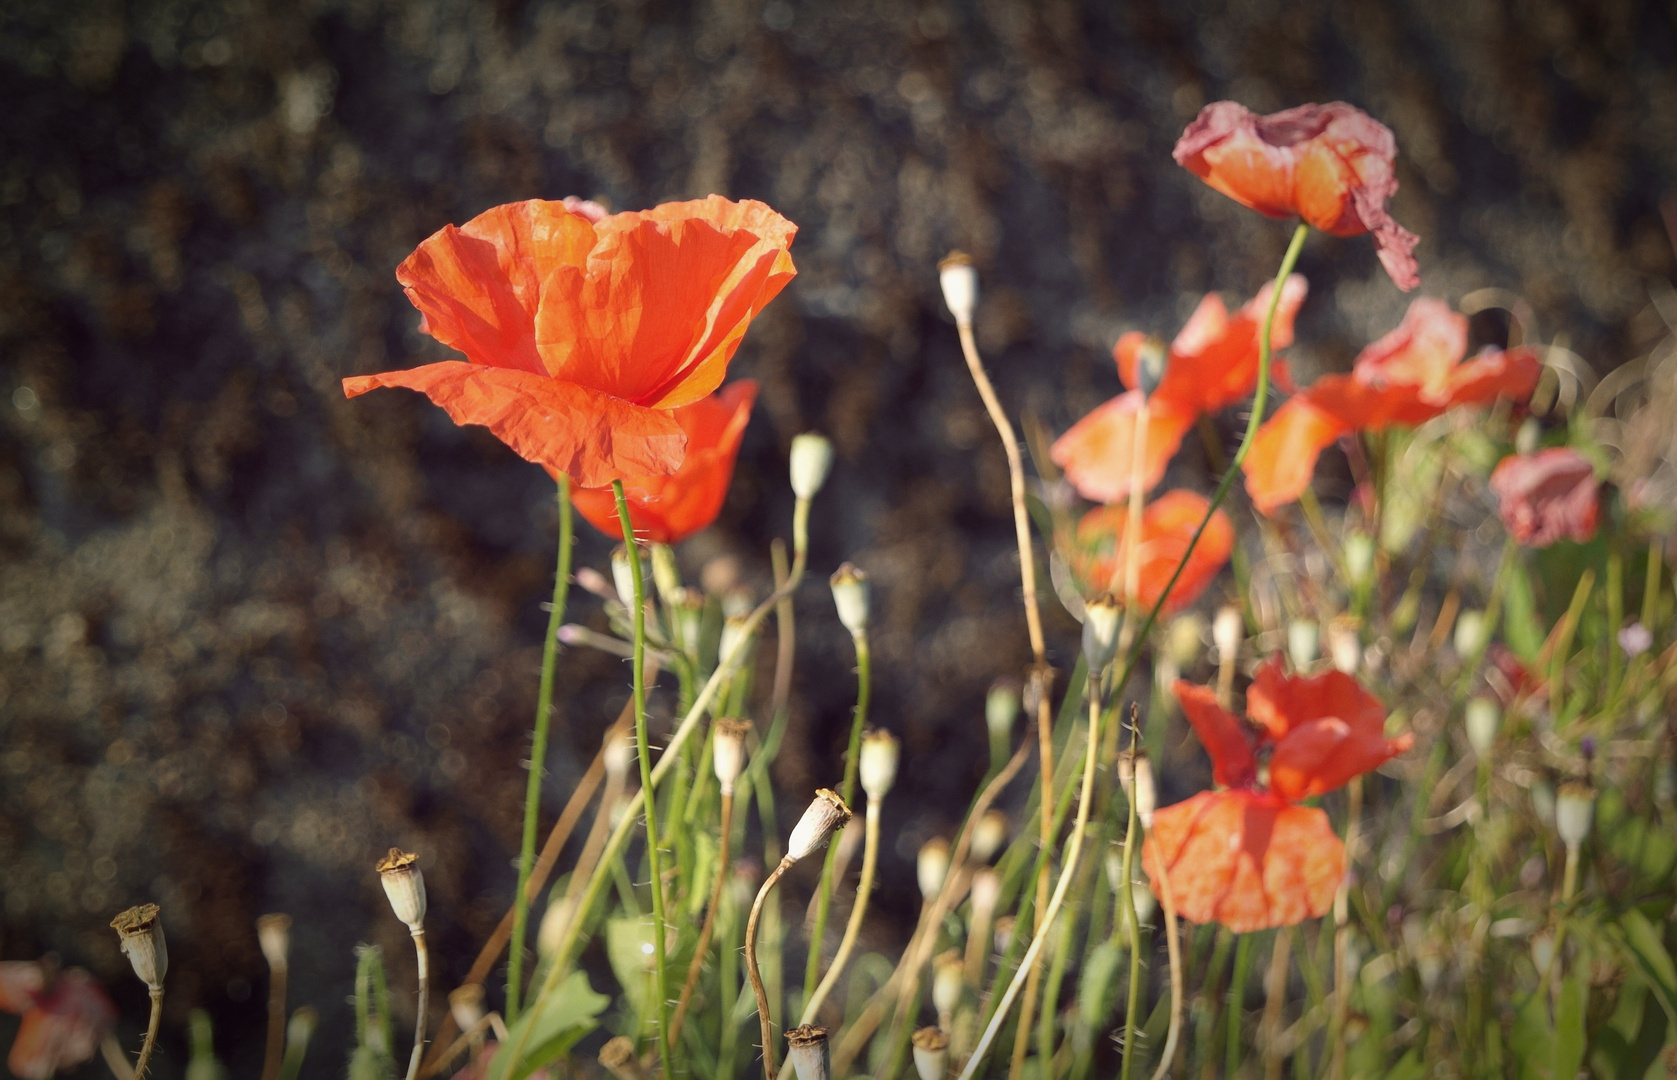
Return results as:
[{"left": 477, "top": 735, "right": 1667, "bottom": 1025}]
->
[
  {"left": 1082, "top": 595, "right": 1123, "bottom": 670},
  {"left": 256, "top": 913, "right": 291, "bottom": 974},
  {"left": 859, "top": 729, "right": 900, "bottom": 801},
  {"left": 787, "top": 789, "right": 853, "bottom": 862},
  {"left": 610, "top": 546, "right": 639, "bottom": 610},
  {"left": 911, "top": 1026, "right": 950, "bottom": 1080},
  {"left": 712, "top": 718, "right": 753, "bottom": 797},
  {"left": 789, "top": 432, "right": 835, "bottom": 500},
  {"left": 111, "top": 903, "right": 167, "bottom": 990},
  {"left": 376, "top": 848, "right": 426, "bottom": 931},
  {"left": 969, "top": 810, "right": 1008, "bottom": 864},
  {"left": 785, "top": 1024, "right": 830, "bottom": 1080},
  {"left": 969, "top": 866, "right": 1002, "bottom": 922},
  {"left": 1464, "top": 697, "right": 1500, "bottom": 757},
  {"left": 1327, "top": 622, "right": 1361, "bottom": 675},
  {"left": 993, "top": 914, "right": 1016, "bottom": 952},
  {"left": 938, "top": 251, "right": 978, "bottom": 327},
  {"left": 1213, "top": 605, "right": 1243, "bottom": 664},
  {"left": 598, "top": 1035, "right": 646, "bottom": 1080},
  {"left": 1287, "top": 618, "right": 1319, "bottom": 669},
  {"left": 917, "top": 837, "right": 951, "bottom": 901},
  {"left": 829, "top": 563, "right": 870, "bottom": 637},
  {"left": 1555, "top": 780, "right": 1596, "bottom": 849},
  {"left": 931, "top": 949, "right": 964, "bottom": 1022},
  {"left": 447, "top": 983, "right": 485, "bottom": 1034},
  {"left": 985, "top": 678, "right": 1020, "bottom": 738},
  {"left": 1343, "top": 533, "right": 1376, "bottom": 589},
  {"left": 1134, "top": 336, "right": 1169, "bottom": 398},
  {"left": 1454, "top": 609, "right": 1488, "bottom": 658}
]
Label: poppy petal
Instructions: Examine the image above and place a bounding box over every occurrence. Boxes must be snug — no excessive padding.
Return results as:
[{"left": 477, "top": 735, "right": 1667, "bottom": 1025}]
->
[
  {"left": 343, "top": 362, "right": 686, "bottom": 488},
  {"left": 7, "top": 971, "right": 116, "bottom": 1080},
  {"left": 1143, "top": 790, "right": 1344, "bottom": 934},
  {"left": 572, "top": 380, "right": 758, "bottom": 544},
  {"left": 1269, "top": 717, "right": 1413, "bottom": 801},
  {"left": 1489, "top": 446, "right": 1600, "bottom": 548},
  {"left": 1173, "top": 101, "right": 1304, "bottom": 219},
  {"left": 1052, "top": 391, "right": 1197, "bottom": 504},
  {"left": 0, "top": 962, "right": 43, "bottom": 1014},
  {"left": 1174, "top": 680, "right": 1257, "bottom": 788},
  {"left": 1439, "top": 346, "right": 1543, "bottom": 410},
  {"left": 1162, "top": 274, "right": 1309, "bottom": 413},
  {"left": 1243, "top": 395, "right": 1352, "bottom": 514},
  {"left": 1070, "top": 491, "right": 1233, "bottom": 613},
  {"left": 1246, "top": 660, "right": 1389, "bottom": 742}
]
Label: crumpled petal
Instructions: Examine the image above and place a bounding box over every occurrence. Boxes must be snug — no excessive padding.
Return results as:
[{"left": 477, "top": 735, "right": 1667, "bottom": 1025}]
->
[
  {"left": 1143, "top": 790, "right": 1344, "bottom": 934},
  {"left": 343, "top": 362, "right": 686, "bottom": 489},
  {"left": 1243, "top": 395, "right": 1353, "bottom": 515},
  {"left": 1174, "top": 680, "right": 1257, "bottom": 789},
  {"left": 1052, "top": 391, "right": 1198, "bottom": 504},
  {"left": 1246, "top": 660, "right": 1389, "bottom": 743},
  {"left": 1070, "top": 490, "right": 1234, "bottom": 614},
  {"left": 1269, "top": 716, "right": 1413, "bottom": 801},
  {"left": 1489, "top": 446, "right": 1600, "bottom": 547},
  {"left": 572, "top": 380, "right": 758, "bottom": 544}
]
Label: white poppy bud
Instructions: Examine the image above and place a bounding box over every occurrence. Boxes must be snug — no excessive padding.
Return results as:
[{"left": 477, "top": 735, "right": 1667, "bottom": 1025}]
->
[
  {"left": 1287, "top": 618, "right": 1319, "bottom": 670},
  {"left": 448, "top": 983, "right": 485, "bottom": 1034},
  {"left": 1343, "top": 533, "right": 1375, "bottom": 589},
  {"left": 376, "top": 848, "right": 426, "bottom": 931},
  {"left": 1213, "top": 605, "right": 1244, "bottom": 665},
  {"left": 1555, "top": 780, "right": 1596, "bottom": 849},
  {"left": 830, "top": 563, "right": 870, "bottom": 637},
  {"left": 787, "top": 789, "right": 853, "bottom": 862},
  {"left": 917, "top": 837, "right": 951, "bottom": 901},
  {"left": 1164, "top": 614, "right": 1206, "bottom": 669},
  {"left": 938, "top": 252, "right": 978, "bottom": 327},
  {"left": 969, "top": 810, "right": 1008, "bottom": 864},
  {"left": 986, "top": 678, "right": 1020, "bottom": 739},
  {"left": 789, "top": 432, "right": 835, "bottom": 500},
  {"left": 603, "top": 730, "right": 635, "bottom": 787},
  {"left": 1082, "top": 595, "right": 1123, "bottom": 670},
  {"left": 712, "top": 718, "right": 753, "bottom": 796},
  {"left": 1327, "top": 622, "right": 1361, "bottom": 675},
  {"left": 911, "top": 1026, "right": 950, "bottom": 1080},
  {"left": 859, "top": 729, "right": 900, "bottom": 801},
  {"left": 932, "top": 950, "right": 964, "bottom": 1025},
  {"left": 1454, "top": 609, "right": 1488, "bottom": 658},
  {"left": 650, "top": 543, "right": 682, "bottom": 604},
  {"left": 1134, "top": 336, "right": 1169, "bottom": 398},
  {"left": 610, "top": 546, "right": 639, "bottom": 610},
  {"left": 969, "top": 867, "right": 1002, "bottom": 924},
  {"left": 1464, "top": 697, "right": 1500, "bottom": 757},
  {"left": 719, "top": 614, "right": 753, "bottom": 664}
]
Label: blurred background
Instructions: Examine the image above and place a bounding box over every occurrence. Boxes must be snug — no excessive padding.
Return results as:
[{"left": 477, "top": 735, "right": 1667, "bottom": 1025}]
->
[{"left": 2, "top": 0, "right": 1674, "bottom": 1072}]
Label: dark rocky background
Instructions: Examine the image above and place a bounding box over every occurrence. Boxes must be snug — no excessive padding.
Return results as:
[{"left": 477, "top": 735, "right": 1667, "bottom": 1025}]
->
[{"left": 2, "top": 0, "right": 1674, "bottom": 1073}]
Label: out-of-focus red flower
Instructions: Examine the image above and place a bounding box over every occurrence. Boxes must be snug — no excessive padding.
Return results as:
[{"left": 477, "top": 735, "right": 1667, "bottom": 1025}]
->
[
  {"left": 572, "top": 380, "right": 757, "bottom": 543},
  {"left": 0, "top": 963, "right": 118, "bottom": 1080},
  {"left": 1052, "top": 276, "right": 1307, "bottom": 503},
  {"left": 1142, "top": 661, "right": 1411, "bottom": 933},
  {"left": 1066, "top": 490, "right": 1235, "bottom": 615},
  {"left": 1243, "top": 298, "right": 1542, "bottom": 514},
  {"left": 343, "top": 196, "right": 796, "bottom": 489},
  {"left": 1174, "top": 101, "right": 1420, "bottom": 291},
  {"left": 1489, "top": 447, "right": 1599, "bottom": 547}
]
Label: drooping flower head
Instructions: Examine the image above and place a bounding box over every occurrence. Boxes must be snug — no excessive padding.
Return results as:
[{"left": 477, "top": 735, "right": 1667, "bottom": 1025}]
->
[
  {"left": 0, "top": 963, "right": 119, "bottom": 1080},
  {"left": 1489, "top": 447, "right": 1600, "bottom": 548},
  {"left": 1052, "top": 276, "right": 1307, "bottom": 504},
  {"left": 1142, "top": 661, "right": 1411, "bottom": 933},
  {"left": 1065, "top": 490, "right": 1235, "bottom": 616},
  {"left": 344, "top": 196, "right": 796, "bottom": 488},
  {"left": 1174, "top": 101, "right": 1420, "bottom": 291},
  {"left": 1243, "top": 297, "right": 1542, "bottom": 514},
  {"left": 572, "top": 380, "right": 757, "bottom": 544}
]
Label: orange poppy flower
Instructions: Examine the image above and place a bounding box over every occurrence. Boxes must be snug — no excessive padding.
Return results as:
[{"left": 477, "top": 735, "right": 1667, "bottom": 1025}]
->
[
  {"left": 1142, "top": 662, "right": 1411, "bottom": 933},
  {"left": 1174, "top": 101, "right": 1420, "bottom": 291},
  {"left": 1051, "top": 276, "right": 1307, "bottom": 504},
  {"left": 1066, "top": 490, "right": 1235, "bottom": 615},
  {"left": 571, "top": 380, "right": 757, "bottom": 544},
  {"left": 0, "top": 963, "right": 118, "bottom": 1080},
  {"left": 1243, "top": 297, "right": 1542, "bottom": 514},
  {"left": 1489, "top": 447, "right": 1600, "bottom": 547},
  {"left": 343, "top": 196, "right": 796, "bottom": 489}
]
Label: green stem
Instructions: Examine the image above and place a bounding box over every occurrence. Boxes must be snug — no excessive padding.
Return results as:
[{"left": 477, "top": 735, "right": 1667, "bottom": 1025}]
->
[
  {"left": 801, "top": 797, "right": 882, "bottom": 1025},
  {"left": 508, "top": 476, "right": 572, "bottom": 1022},
  {"left": 614, "top": 480, "right": 674, "bottom": 1080},
  {"left": 1107, "top": 222, "right": 1309, "bottom": 711},
  {"left": 1119, "top": 751, "right": 1143, "bottom": 1080},
  {"left": 1227, "top": 934, "right": 1254, "bottom": 1077},
  {"left": 804, "top": 634, "right": 871, "bottom": 1008}
]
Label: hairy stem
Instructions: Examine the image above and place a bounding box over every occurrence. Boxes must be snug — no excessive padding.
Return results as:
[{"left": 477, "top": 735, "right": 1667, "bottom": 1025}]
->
[
  {"left": 133, "top": 988, "right": 163, "bottom": 1080},
  {"left": 748, "top": 858, "right": 795, "bottom": 1080},
  {"left": 405, "top": 929, "right": 429, "bottom": 1080},
  {"left": 671, "top": 790, "right": 733, "bottom": 1044},
  {"left": 804, "top": 633, "right": 871, "bottom": 1008},
  {"left": 801, "top": 796, "right": 882, "bottom": 1025}
]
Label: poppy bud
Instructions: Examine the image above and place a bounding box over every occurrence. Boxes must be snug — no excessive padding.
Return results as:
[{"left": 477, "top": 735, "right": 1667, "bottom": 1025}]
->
[
  {"left": 784, "top": 1024, "right": 830, "bottom": 1080},
  {"left": 1213, "top": 605, "right": 1243, "bottom": 665},
  {"left": 1555, "top": 780, "right": 1595, "bottom": 849},
  {"left": 911, "top": 1026, "right": 950, "bottom": 1080},
  {"left": 859, "top": 728, "right": 900, "bottom": 801},
  {"left": 375, "top": 848, "right": 426, "bottom": 931},
  {"left": 598, "top": 1035, "right": 646, "bottom": 1080},
  {"left": 789, "top": 432, "right": 835, "bottom": 500},
  {"left": 650, "top": 543, "right": 682, "bottom": 605},
  {"left": 610, "top": 547, "right": 641, "bottom": 610},
  {"left": 712, "top": 718, "right": 753, "bottom": 797},
  {"left": 1082, "top": 595, "right": 1123, "bottom": 670},
  {"left": 917, "top": 837, "right": 951, "bottom": 901},
  {"left": 537, "top": 894, "right": 578, "bottom": 958},
  {"left": 447, "top": 983, "right": 485, "bottom": 1034},
  {"left": 1454, "top": 609, "right": 1488, "bottom": 658},
  {"left": 1530, "top": 930, "right": 1555, "bottom": 977},
  {"left": 1327, "top": 621, "right": 1361, "bottom": 675},
  {"left": 111, "top": 903, "right": 168, "bottom": 991},
  {"left": 574, "top": 565, "right": 616, "bottom": 600},
  {"left": 986, "top": 677, "right": 1020, "bottom": 738},
  {"left": 938, "top": 251, "right": 978, "bottom": 328},
  {"left": 969, "top": 810, "right": 1008, "bottom": 864},
  {"left": 969, "top": 867, "right": 1002, "bottom": 925},
  {"left": 787, "top": 789, "right": 853, "bottom": 862},
  {"left": 830, "top": 563, "right": 870, "bottom": 637},
  {"left": 1464, "top": 697, "right": 1500, "bottom": 757},
  {"left": 1134, "top": 336, "right": 1169, "bottom": 398},
  {"left": 256, "top": 913, "right": 291, "bottom": 975},
  {"left": 286, "top": 1007, "right": 318, "bottom": 1059},
  {"left": 932, "top": 949, "right": 964, "bottom": 1025},
  {"left": 1287, "top": 618, "right": 1319, "bottom": 669},
  {"left": 1343, "top": 534, "right": 1375, "bottom": 589}
]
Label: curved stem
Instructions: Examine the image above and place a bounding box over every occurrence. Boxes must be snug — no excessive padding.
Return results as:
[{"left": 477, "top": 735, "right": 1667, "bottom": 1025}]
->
[
  {"left": 671, "top": 790, "right": 733, "bottom": 1044},
  {"left": 804, "top": 634, "right": 871, "bottom": 1006},
  {"left": 613, "top": 480, "right": 673, "bottom": 1079},
  {"left": 748, "top": 858, "right": 795, "bottom": 1080},
  {"left": 405, "top": 929, "right": 429, "bottom": 1080},
  {"left": 133, "top": 988, "right": 163, "bottom": 1080},
  {"left": 509, "top": 477, "right": 572, "bottom": 1021},
  {"left": 1147, "top": 854, "right": 1183, "bottom": 1080},
  {"left": 1118, "top": 742, "right": 1143, "bottom": 1080},
  {"left": 959, "top": 678, "right": 1104, "bottom": 1079},
  {"left": 801, "top": 797, "right": 882, "bottom": 1025}
]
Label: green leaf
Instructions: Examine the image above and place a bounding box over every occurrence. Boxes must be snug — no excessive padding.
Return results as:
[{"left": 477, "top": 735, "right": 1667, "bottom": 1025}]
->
[
  {"left": 606, "top": 915, "right": 661, "bottom": 1024},
  {"left": 1502, "top": 556, "right": 1544, "bottom": 662},
  {"left": 1555, "top": 976, "right": 1590, "bottom": 1080},
  {"left": 1616, "top": 909, "right": 1677, "bottom": 1023},
  {"left": 1381, "top": 1049, "right": 1427, "bottom": 1080},
  {"left": 489, "top": 970, "right": 608, "bottom": 1080}
]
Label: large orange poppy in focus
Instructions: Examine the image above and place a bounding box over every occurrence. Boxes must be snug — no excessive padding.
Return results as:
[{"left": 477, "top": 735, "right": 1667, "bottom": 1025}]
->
[
  {"left": 1243, "top": 297, "right": 1542, "bottom": 514},
  {"left": 343, "top": 196, "right": 796, "bottom": 488},
  {"left": 1142, "top": 661, "right": 1411, "bottom": 934},
  {"left": 1174, "top": 101, "right": 1420, "bottom": 291},
  {"left": 571, "top": 380, "right": 757, "bottom": 544},
  {"left": 1067, "top": 490, "right": 1235, "bottom": 615},
  {"left": 1051, "top": 276, "right": 1307, "bottom": 505}
]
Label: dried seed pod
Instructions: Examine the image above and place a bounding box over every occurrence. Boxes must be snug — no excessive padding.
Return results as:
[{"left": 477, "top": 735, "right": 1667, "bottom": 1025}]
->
[
  {"left": 784, "top": 1024, "right": 830, "bottom": 1080},
  {"left": 917, "top": 837, "right": 951, "bottom": 902},
  {"left": 830, "top": 563, "right": 870, "bottom": 637},
  {"left": 787, "top": 789, "right": 853, "bottom": 862},
  {"left": 911, "top": 1025, "right": 950, "bottom": 1080},
  {"left": 375, "top": 848, "right": 426, "bottom": 931},
  {"left": 111, "top": 903, "right": 167, "bottom": 990},
  {"left": 712, "top": 718, "right": 753, "bottom": 797},
  {"left": 938, "top": 252, "right": 978, "bottom": 327}
]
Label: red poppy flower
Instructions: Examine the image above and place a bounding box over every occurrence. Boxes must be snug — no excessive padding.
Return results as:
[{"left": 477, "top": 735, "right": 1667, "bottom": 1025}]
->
[
  {"left": 1066, "top": 490, "right": 1235, "bottom": 615},
  {"left": 1174, "top": 101, "right": 1420, "bottom": 291},
  {"left": 1243, "top": 298, "right": 1542, "bottom": 514},
  {"left": 1051, "top": 276, "right": 1307, "bottom": 504},
  {"left": 0, "top": 963, "right": 118, "bottom": 1080},
  {"left": 1141, "top": 662, "right": 1411, "bottom": 933},
  {"left": 343, "top": 196, "right": 796, "bottom": 488},
  {"left": 571, "top": 380, "right": 757, "bottom": 543},
  {"left": 1489, "top": 447, "right": 1600, "bottom": 547}
]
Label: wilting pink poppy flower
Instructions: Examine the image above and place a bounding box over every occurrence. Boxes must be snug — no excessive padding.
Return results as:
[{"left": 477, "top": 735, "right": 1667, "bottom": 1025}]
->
[
  {"left": 1488, "top": 447, "right": 1600, "bottom": 547},
  {"left": 0, "top": 963, "right": 118, "bottom": 1080}
]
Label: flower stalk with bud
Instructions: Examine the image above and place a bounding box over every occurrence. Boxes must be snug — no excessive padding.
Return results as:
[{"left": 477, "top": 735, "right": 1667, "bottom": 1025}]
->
[{"left": 375, "top": 849, "right": 429, "bottom": 1080}]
